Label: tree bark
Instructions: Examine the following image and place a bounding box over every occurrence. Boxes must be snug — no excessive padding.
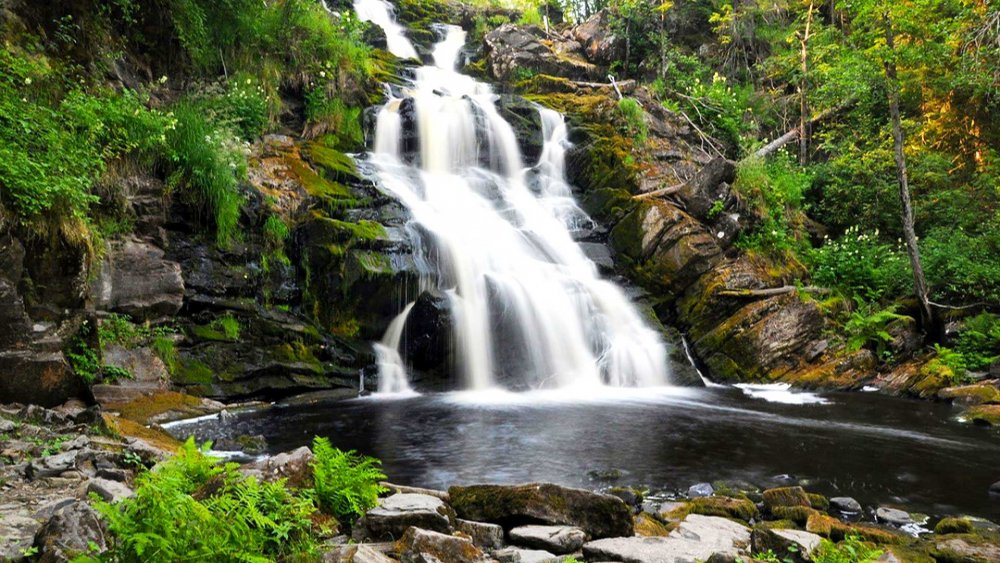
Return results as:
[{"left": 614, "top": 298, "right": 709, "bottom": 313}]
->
[
  {"left": 798, "top": 2, "right": 814, "bottom": 166},
  {"left": 718, "top": 286, "right": 830, "bottom": 298},
  {"left": 884, "top": 16, "right": 933, "bottom": 331}
]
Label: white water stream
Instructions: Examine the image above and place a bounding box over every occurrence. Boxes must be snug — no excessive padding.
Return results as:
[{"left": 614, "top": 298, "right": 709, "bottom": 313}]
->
[{"left": 357, "top": 1, "right": 670, "bottom": 393}]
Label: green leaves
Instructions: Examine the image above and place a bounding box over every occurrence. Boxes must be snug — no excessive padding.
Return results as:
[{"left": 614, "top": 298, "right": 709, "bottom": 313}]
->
[{"left": 310, "top": 436, "right": 388, "bottom": 523}]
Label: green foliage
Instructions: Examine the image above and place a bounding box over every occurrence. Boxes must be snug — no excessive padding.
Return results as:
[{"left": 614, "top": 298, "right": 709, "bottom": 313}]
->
[
  {"left": 0, "top": 48, "right": 168, "bottom": 221},
  {"left": 165, "top": 103, "right": 246, "bottom": 247},
  {"left": 923, "top": 344, "right": 970, "bottom": 385},
  {"left": 151, "top": 336, "right": 178, "bottom": 374},
  {"left": 809, "top": 226, "right": 912, "bottom": 302},
  {"left": 732, "top": 156, "right": 810, "bottom": 256},
  {"left": 95, "top": 438, "right": 322, "bottom": 562},
  {"left": 843, "top": 302, "right": 911, "bottom": 360},
  {"left": 920, "top": 227, "right": 1000, "bottom": 305},
  {"left": 304, "top": 88, "right": 364, "bottom": 149},
  {"left": 193, "top": 314, "right": 242, "bottom": 341},
  {"left": 518, "top": 5, "right": 543, "bottom": 26},
  {"left": 310, "top": 436, "right": 387, "bottom": 523},
  {"left": 218, "top": 73, "right": 270, "bottom": 140},
  {"left": 67, "top": 335, "right": 101, "bottom": 384},
  {"left": 617, "top": 97, "right": 649, "bottom": 145},
  {"left": 812, "top": 534, "right": 883, "bottom": 563},
  {"left": 954, "top": 313, "right": 1000, "bottom": 371},
  {"left": 99, "top": 314, "right": 175, "bottom": 349}
]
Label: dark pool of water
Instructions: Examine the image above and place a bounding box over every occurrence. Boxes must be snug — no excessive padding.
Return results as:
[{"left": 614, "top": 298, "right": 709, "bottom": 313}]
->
[{"left": 167, "top": 385, "right": 1000, "bottom": 520}]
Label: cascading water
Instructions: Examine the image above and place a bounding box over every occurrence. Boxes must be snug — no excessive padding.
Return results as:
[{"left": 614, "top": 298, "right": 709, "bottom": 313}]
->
[
  {"left": 360, "top": 8, "right": 670, "bottom": 392},
  {"left": 352, "top": 0, "right": 419, "bottom": 60}
]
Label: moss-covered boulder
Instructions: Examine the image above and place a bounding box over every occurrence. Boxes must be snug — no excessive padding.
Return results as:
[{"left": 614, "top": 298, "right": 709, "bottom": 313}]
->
[
  {"left": 448, "top": 483, "right": 633, "bottom": 539},
  {"left": 689, "top": 497, "right": 758, "bottom": 522}
]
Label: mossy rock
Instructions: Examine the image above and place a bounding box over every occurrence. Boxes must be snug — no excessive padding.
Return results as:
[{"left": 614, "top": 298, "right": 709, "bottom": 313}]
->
[
  {"left": 936, "top": 518, "right": 975, "bottom": 535},
  {"left": 102, "top": 390, "right": 210, "bottom": 425},
  {"left": 939, "top": 383, "right": 1000, "bottom": 405},
  {"left": 635, "top": 513, "right": 672, "bottom": 537},
  {"left": 763, "top": 486, "right": 812, "bottom": 511},
  {"left": 689, "top": 496, "right": 758, "bottom": 522},
  {"left": 806, "top": 513, "right": 907, "bottom": 545},
  {"left": 963, "top": 404, "right": 1000, "bottom": 426},
  {"left": 932, "top": 534, "right": 1000, "bottom": 563},
  {"left": 806, "top": 493, "right": 830, "bottom": 511},
  {"left": 771, "top": 506, "right": 819, "bottom": 526}
]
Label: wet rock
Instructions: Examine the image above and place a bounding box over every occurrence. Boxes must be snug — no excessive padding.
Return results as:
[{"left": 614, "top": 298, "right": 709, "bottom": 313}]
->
[
  {"left": 689, "top": 497, "right": 758, "bottom": 522},
  {"left": 0, "top": 235, "right": 31, "bottom": 349},
  {"left": 86, "top": 478, "right": 134, "bottom": 503},
  {"left": 33, "top": 501, "right": 107, "bottom": 563},
  {"left": 939, "top": 382, "right": 1000, "bottom": 405},
  {"left": 0, "top": 419, "right": 15, "bottom": 433},
  {"left": 688, "top": 482, "right": 714, "bottom": 498},
  {"left": 875, "top": 507, "right": 913, "bottom": 527},
  {"left": 356, "top": 493, "right": 456, "bottom": 542},
  {"left": 242, "top": 446, "right": 314, "bottom": 489},
  {"left": 91, "top": 236, "right": 184, "bottom": 321},
  {"left": 394, "top": 527, "right": 492, "bottom": 563},
  {"left": 455, "top": 519, "right": 503, "bottom": 551},
  {"left": 401, "top": 290, "right": 454, "bottom": 380},
  {"left": 448, "top": 483, "right": 633, "bottom": 539},
  {"left": 751, "top": 528, "right": 822, "bottom": 563},
  {"left": 583, "top": 514, "right": 750, "bottom": 563},
  {"left": 508, "top": 525, "right": 586, "bottom": 555},
  {"left": 497, "top": 95, "right": 544, "bottom": 167},
  {"left": 830, "top": 496, "right": 862, "bottom": 514}
]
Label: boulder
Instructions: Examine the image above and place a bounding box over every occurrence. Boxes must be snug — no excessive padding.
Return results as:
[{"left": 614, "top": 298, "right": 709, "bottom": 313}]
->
[
  {"left": 26, "top": 451, "right": 79, "bottom": 480},
  {"left": 830, "top": 497, "right": 862, "bottom": 514},
  {"left": 933, "top": 537, "right": 1000, "bottom": 562},
  {"left": 0, "top": 235, "right": 31, "bottom": 349},
  {"left": 356, "top": 494, "right": 455, "bottom": 541},
  {"left": 401, "top": 290, "right": 454, "bottom": 380},
  {"left": 448, "top": 483, "right": 633, "bottom": 539},
  {"left": 572, "top": 10, "right": 621, "bottom": 65},
  {"left": 455, "top": 519, "right": 504, "bottom": 550},
  {"left": 584, "top": 514, "right": 750, "bottom": 563},
  {"left": 394, "top": 527, "right": 492, "bottom": 563},
  {"left": 484, "top": 24, "right": 600, "bottom": 83},
  {"left": 751, "top": 528, "right": 822, "bottom": 563},
  {"left": 687, "top": 482, "right": 714, "bottom": 498},
  {"left": 508, "top": 525, "right": 586, "bottom": 554},
  {"left": 241, "top": 446, "right": 315, "bottom": 489},
  {"left": 0, "top": 349, "right": 87, "bottom": 408},
  {"left": 495, "top": 547, "right": 565, "bottom": 563},
  {"left": 91, "top": 236, "right": 184, "bottom": 321},
  {"left": 33, "top": 501, "right": 107, "bottom": 563},
  {"left": 875, "top": 507, "right": 912, "bottom": 527},
  {"left": 762, "top": 487, "right": 811, "bottom": 512},
  {"left": 86, "top": 477, "right": 134, "bottom": 503}
]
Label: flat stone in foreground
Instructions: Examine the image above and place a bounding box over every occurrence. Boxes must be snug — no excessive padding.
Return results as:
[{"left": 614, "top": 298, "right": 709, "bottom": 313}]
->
[
  {"left": 583, "top": 514, "right": 750, "bottom": 563},
  {"left": 356, "top": 493, "right": 455, "bottom": 541},
  {"left": 395, "top": 527, "right": 492, "bottom": 563},
  {"left": 509, "top": 525, "right": 586, "bottom": 554},
  {"left": 449, "top": 483, "right": 633, "bottom": 538}
]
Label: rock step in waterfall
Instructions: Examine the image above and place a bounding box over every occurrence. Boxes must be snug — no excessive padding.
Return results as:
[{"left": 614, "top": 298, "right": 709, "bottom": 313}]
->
[{"left": 355, "top": 0, "right": 670, "bottom": 393}]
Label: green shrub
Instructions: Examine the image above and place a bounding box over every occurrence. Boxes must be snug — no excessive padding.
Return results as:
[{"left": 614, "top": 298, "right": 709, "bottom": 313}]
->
[
  {"left": 95, "top": 438, "right": 323, "bottom": 562},
  {"left": 618, "top": 97, "right": 649, "bottom": 145},
  {"left": 67, "top": 335, "right": 101, "bottom": 384},
  {"left": 812, "top": 534, "right": 883, "bottom": 563},
  {"left": 921, "top": 227, "right": 1000, "bottom": 305},
  {"left": 310, "top": 436, "right": 387, "bottom": 523},
  {"left": 518, "top": 5, "right": 543, "bottom": 25},
  {"left": 843, "top": 302, "right": 911, "bottom": 360},
  {"left": 732, "top": 156, "right": 811, "bottom": 256},
  {"left": 218, "top": 73, "right": 270, "bottom": 140},
  {"left": 923, "top": 344, "right": 971, "bottom": 384},
  {"left": 304, "top": 88, "right": 364, "bottom": 148},
  {"left": 809, "top": 226, "right": 912, "bottom": 302},
  {"left": 165, "top": 103, "right": 246, "bottom": 247},
  {"left": 954, "top": 313, "right": 1000, "bottom": 371}
]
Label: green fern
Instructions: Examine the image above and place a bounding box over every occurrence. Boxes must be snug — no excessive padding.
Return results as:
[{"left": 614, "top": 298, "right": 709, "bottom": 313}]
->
[
  {"left": 310, "top": 437, "right": 387, "bottom": 523},
  {"left": 843, "top": 302, "right": 911, "bottom": 359}
]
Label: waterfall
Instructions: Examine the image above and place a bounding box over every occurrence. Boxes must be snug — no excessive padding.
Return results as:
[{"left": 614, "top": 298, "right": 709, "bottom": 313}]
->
[
  {"left": 363, "top": 15, "right": 670, "bottom": 392},
  {"left": 352, "top": 0, "right": 419, "bottom": 60}
]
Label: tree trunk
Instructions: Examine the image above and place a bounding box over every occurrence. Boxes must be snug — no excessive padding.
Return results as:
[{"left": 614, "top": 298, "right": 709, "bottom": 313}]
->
[
  {"left": 753, "top": 101, "right": 852, "bottom": 159},
  {"left": 884, "top": 16, "right": 933, "bottom": 331},
  {"left": 799, "top": 2, "right": 814, "bottom": 166}
]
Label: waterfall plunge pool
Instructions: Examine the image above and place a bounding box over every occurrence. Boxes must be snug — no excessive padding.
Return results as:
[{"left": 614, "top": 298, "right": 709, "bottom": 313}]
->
[{"left": 166, "top": 385, "right": 1000, "bottom": 521}]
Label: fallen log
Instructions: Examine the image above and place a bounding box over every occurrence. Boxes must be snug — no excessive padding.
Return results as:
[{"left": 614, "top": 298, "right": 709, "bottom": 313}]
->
[
  {"left": 753, "top": 100, "right": 855, "bottom": 159},
  {"left": 718, "top": 285, "right": 831, "bottom": 298}
]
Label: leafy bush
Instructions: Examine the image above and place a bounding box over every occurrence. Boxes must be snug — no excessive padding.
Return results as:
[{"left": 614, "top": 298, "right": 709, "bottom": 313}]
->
[
  {"left": 922, "top": 344, "right": 971, "bottom": 385},
  {"left": 732, "top": 156, "right": 810, "bottom": 256},
  {"left": 920, "top": 227, "right": 1000, "bottom": 305},
  {"left": 218, "top": 74, "right": 270, "bottom": 140},
  {"left": 812, "top": 534, "right": 883, "bottom": 563},
  {"left": 954, "top": 313, "right": 1000, "bottom": 371},
  {"left": 95, "top": 438, "right": 323, "bottom": 562},
  {"left": 165, "top": 103, "right": 246, "bottom": 247},
  {"left": 843, "top": 303, "right": 911, "bottom": 360},
  {"left": 618, "top": 97, "right": 649, "bottom": 145},
  {"left": 304, "top": 88, "right": 364, "bottom": 148},
  {"left": 310, "top": 436, "right": 387, "bottom": 523},
  {"left": 809, "top": 226, "right": 912, "bottom": 302}
]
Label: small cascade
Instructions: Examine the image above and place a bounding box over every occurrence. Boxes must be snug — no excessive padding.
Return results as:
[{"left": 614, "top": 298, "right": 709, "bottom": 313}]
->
[
  {"left": 353, "top": 0, "right": 419, "bottom": 60},
  {"left": 362, "top": 9, "right": 671, "bottom": 393},
  {"left": 373, "top": 303, "right": 415, "bottom": 394}
]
